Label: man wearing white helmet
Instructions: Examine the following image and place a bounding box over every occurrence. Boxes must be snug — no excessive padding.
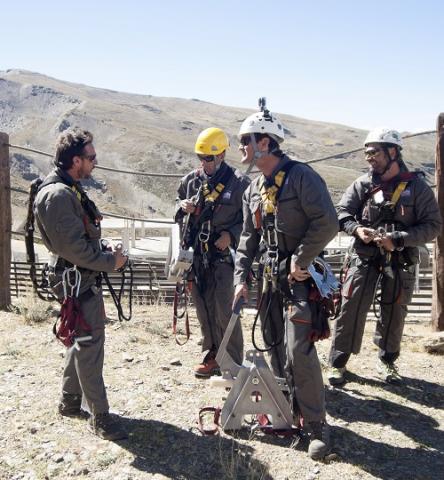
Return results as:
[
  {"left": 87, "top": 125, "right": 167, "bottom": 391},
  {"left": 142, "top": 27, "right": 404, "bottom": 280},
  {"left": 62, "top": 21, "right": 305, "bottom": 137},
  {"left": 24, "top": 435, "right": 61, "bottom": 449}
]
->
[
  {"left": 328, "top": 128, "right": 442, "bottom": 386},
  {"left": 233, "top": 102, "right": 338, "bottom": 460},
  {"left": 174, "top": 128, "right": 250, "bottom": 377}
]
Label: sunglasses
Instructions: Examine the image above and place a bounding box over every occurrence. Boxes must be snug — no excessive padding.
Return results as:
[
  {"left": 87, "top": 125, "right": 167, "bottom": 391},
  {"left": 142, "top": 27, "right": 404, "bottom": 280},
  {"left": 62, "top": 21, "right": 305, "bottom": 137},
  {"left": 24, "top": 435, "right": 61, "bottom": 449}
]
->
[
  {"left": 364, "top": 147, "right": 382, "bottom": 158},
  {"left": 82, "top": 154, "right": 97, "bottom": 162},
  {"left": 239, "top": 136, "right": 252, "bottom": 146},
  {"left": 198, "top": 154, "right": 216, "bottom": 162}
]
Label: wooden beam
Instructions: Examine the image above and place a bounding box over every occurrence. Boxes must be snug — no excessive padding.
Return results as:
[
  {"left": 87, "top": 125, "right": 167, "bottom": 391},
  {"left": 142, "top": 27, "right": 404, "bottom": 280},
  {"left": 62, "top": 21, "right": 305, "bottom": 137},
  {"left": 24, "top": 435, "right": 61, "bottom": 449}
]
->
[
  {"left": 0, "top": 133, "right": 11, "bottom": 309},
  {"left": 432, "top": 114, "right": 444, "bottom": 331}
]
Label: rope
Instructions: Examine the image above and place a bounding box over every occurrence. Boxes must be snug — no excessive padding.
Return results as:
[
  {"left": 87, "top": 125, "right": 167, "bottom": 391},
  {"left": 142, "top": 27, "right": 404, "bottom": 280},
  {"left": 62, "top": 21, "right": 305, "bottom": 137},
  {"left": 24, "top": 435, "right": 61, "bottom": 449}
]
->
[
  {"left": 305, "top": 130, "right": 437, "bottom": 165},
  {"left": 7, "top": 187, "right": 175, "bottom": 224},
  {"left": 3, "top": 128, "right": 437, "bottom": 175},
  {"left": 4, "top": 143, "right": 182, "bottom": 178},
  {"left": 94, "top": 164, "right": 183, "bottom": 178}
]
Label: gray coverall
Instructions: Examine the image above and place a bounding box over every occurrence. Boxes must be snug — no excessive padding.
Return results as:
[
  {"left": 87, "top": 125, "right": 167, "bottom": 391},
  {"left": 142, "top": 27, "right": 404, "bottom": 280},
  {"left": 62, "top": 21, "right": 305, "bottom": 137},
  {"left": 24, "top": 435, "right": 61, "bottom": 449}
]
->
[
  {"left": 234, "top": 155, "right": 338, "bottom": 422},
  {"left": 175, "top": 162, "right": 250, "bottom": 364},
  {"left": 35, "top": 168, "right": 116, "bottom": 415},
  {"left": 329, "top": 167, "right": 442, "bottom": 368}
]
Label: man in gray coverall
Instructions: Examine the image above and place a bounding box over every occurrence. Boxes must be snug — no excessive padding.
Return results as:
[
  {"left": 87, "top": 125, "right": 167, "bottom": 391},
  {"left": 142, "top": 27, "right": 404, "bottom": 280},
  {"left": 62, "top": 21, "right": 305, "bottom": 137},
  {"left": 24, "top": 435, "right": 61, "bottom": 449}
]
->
[
  {"left": 328, "top": 128, "right": 442, "bottom": 386},
  {"left": 175, "top": 127, "right": 250, "bottom": 377},
  {"left": 233, "top": 106, "right": 338, "bottom": 460},
  {"left": 35, "top": 128, "right": 128, "bottom": 440}
]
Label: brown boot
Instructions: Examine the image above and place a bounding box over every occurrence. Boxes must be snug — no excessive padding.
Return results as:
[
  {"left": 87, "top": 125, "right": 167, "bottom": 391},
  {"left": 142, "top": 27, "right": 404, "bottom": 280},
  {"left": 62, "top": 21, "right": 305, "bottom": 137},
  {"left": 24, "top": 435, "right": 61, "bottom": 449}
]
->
[
  {"left": 194, "top": 351, "right": 220, "bottom": 378},
  {"left": 307, "top": 421, "right": 331, "bottom": 460},
  {"left": 58, "top": 394, "right": 87, "bottom": 418},
  {"left": 87, "top": 413, "right": 128, "bottom": 441}
]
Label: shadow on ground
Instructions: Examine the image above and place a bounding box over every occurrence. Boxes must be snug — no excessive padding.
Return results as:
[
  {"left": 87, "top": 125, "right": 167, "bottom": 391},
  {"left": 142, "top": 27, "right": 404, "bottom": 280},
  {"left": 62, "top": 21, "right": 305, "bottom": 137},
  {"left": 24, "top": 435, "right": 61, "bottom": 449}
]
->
[
  {"left": 115, "top": 417, "right": 272, "bottom": 480},
  {"left": 327, "top": 374, "right": 444, "bottom": 479}
]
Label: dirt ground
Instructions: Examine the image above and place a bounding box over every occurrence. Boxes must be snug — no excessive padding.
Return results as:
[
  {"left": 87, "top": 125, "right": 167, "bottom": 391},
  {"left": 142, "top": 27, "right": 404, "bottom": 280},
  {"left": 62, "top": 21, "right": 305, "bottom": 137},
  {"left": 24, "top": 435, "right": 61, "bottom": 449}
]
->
[{"left": 0, "top": 300, "right": 443, "bottom": 480}]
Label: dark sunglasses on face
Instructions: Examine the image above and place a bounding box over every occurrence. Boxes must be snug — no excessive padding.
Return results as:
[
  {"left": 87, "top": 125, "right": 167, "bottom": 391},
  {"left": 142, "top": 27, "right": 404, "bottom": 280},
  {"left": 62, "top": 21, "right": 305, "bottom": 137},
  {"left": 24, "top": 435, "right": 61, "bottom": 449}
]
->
[
  {"left": 82, "top": 154, "right": 97, "bottom": 162},
  {"left": 198, "top": 154, "right": 215, "bottom": 162},
  {"left": 364, "top": 147, "right": 382, "bottom": 158},
  {"left": 239, "top": 136, "right": 251, "bottom": 146}
]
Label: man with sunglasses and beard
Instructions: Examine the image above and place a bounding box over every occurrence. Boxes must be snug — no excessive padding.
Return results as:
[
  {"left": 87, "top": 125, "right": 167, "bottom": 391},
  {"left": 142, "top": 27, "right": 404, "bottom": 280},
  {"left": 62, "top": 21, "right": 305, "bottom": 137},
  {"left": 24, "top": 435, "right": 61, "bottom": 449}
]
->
[
  {"left": 174, "top": 127, "right": 250, "bottom": 378},
  {"left": 233, "top": 106, "right": 338, "bottom": 460},
  {"left": 34, "top": 128, "right": 128, "bottom": 440},
  {"left": 328, "top": 128, "right": 441, "bottom": 386}
]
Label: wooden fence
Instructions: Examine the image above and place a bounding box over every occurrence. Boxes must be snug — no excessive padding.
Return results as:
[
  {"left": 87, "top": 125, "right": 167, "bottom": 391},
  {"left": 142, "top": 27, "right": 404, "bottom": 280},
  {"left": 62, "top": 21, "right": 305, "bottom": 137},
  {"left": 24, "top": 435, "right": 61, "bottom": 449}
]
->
[{"left": 10, "top": 257, "right": 434, "bottom": 316}]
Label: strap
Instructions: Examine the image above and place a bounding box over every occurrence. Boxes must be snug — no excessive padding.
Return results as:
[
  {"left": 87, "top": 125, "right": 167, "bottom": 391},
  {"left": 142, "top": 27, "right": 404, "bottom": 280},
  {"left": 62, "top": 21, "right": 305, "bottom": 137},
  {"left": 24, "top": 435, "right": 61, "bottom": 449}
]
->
[
  {"left": 390, "top": 181, "right": 408, "bottom": 205},
  {"left": 172, "top": 280, "right": 191, "bottom": 345},
  {"left": 197, "top": 407, "right": 221, "bottom": 435},
  {"left": 192, "top": 166, "right": 235, "bottom": 251},
  {"left": 39, "top": 169, "right": 102, "bottom": 225}
]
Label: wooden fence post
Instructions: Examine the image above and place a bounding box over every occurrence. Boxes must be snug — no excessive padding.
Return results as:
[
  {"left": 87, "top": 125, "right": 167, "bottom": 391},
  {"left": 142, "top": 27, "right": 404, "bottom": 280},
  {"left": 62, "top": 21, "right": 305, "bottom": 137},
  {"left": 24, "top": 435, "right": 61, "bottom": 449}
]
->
[
  {"left": 0, "top": 132, "right": 11, "bottom": 309},
  {"left": 432, "top": 114, "right": 444, "bottom": 331}
]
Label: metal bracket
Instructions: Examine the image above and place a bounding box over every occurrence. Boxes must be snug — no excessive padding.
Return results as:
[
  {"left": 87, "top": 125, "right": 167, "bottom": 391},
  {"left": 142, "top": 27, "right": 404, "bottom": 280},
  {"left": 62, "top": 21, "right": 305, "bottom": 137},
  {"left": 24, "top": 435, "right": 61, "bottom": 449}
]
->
[{"left": 213, "top": 298, "right": 294, "bottom": 431}]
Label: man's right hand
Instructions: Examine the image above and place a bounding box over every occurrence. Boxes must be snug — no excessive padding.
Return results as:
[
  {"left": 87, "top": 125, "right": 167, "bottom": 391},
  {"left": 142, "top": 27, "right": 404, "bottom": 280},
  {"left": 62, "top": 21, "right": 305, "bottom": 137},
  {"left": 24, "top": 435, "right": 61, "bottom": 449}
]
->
[
  {"left": 113, "top": 250, "right": 128, "bottom": 270},
  {"left": 233, "top": 283, "right": 248, "bottom": 307},
  {"left": 355, "top": 226, "right": 377, "bottom": 244},
  {"left": 180, "top": 199, "right": 196, "bottom": 214}
]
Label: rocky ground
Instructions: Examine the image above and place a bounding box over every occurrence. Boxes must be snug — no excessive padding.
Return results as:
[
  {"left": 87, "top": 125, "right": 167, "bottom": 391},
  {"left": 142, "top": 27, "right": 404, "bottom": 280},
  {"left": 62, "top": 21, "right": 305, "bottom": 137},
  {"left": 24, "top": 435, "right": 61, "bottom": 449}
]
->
[{"left": 0, "top": 299, "right": 443, "bottom": 480}]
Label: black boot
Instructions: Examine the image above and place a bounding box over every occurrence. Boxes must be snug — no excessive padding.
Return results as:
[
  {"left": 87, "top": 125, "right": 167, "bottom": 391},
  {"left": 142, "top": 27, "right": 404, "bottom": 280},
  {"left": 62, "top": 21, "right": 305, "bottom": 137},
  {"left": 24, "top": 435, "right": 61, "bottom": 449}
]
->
[{"left": 58, "top": 394, "right": 87, "bottom": 418}]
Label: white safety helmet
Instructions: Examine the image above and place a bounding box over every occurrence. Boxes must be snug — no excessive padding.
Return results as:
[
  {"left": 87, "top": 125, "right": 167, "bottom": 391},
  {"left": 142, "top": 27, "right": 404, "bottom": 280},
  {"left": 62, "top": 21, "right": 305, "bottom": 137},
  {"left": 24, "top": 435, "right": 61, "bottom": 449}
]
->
[
  {"left": 238, "top": 111, "right": 285, "bottom": 144},
  {"left": 364, "top": 128, "right": 403, "bottom": 149}
]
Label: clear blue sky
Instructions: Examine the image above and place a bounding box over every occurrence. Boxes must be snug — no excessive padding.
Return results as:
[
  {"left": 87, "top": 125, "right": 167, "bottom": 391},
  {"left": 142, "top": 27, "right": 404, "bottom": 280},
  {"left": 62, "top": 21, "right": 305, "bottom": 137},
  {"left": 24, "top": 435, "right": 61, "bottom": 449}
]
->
[{"left": 2, "top": 0, "right": 443, "bottom": 132}]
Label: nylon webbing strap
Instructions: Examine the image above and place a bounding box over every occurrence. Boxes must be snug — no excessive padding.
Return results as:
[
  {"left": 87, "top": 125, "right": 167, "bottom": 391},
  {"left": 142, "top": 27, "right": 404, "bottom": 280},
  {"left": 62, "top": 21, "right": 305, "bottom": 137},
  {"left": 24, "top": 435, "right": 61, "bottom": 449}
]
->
[{"left": 390, "top": 181, "right": 408, "bottom": 206}]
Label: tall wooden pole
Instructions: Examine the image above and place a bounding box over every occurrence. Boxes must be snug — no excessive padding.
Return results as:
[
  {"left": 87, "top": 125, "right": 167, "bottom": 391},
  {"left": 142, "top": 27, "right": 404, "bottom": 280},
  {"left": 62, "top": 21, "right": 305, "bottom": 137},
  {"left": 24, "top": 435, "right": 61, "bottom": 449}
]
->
[
  {"left": 432, "top": 114, "right": 444, "bottom": 331},
  {"left": 0, "top": 132, "right": 11, "bottom": 309}
]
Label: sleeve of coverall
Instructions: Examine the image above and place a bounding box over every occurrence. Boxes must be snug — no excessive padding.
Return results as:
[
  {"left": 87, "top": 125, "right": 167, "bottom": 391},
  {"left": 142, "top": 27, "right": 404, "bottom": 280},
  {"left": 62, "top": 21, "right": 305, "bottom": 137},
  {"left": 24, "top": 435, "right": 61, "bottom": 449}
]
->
[
  {"left": 41, "top": 192, "right": 116, "bottom": 272},
  {"left": 225, "top": 176, "right": 251, "bottom": 249},
  {"left": 400, "top": 181, "right": 443, "bottom": 247},
  {"left": 233, "top": 186, "right": 260, "bottom": 286},
  {"left": 173, "top": 178, "right": 187, "bottom": 223},
  {"left": 292, "top": 169, "right": 339, "bottom": 268},
  {"left": 337, "top": 181, "right": 365, "bottom": 235}
]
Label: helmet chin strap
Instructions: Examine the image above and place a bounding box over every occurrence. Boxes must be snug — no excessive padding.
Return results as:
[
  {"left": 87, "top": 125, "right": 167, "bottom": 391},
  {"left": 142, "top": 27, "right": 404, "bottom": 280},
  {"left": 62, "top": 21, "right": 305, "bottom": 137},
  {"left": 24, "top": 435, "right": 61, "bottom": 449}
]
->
[
  {"left": 244, "top": 133, "right": 266, "bottom": 175},
  {"left": 379, "top": 146, "right": 397, "bottom": 176}
]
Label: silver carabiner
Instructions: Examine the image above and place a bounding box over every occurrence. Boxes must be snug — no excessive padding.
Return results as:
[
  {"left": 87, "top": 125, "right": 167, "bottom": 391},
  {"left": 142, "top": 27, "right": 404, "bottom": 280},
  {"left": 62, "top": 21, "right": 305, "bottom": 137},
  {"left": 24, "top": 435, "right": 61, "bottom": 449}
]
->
[
  {"left": 62, "top": 267, "right": 81, "bottom": 298},
  {"left": 198, "top": 220, "right": 211, "bottom": 244}
]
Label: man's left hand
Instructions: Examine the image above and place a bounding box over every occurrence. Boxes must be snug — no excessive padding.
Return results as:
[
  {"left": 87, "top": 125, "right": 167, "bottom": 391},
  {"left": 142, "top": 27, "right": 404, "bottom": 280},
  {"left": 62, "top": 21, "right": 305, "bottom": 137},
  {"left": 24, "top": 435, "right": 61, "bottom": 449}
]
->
[
  {"left": 374, "top": 235, "right": 395, "bottom": 252},
  {"left": 215, "top": 231, "right": 231, "bottom": 251},
  {"left": 287, "top": 259, "right": 311, "bottom": 283}
]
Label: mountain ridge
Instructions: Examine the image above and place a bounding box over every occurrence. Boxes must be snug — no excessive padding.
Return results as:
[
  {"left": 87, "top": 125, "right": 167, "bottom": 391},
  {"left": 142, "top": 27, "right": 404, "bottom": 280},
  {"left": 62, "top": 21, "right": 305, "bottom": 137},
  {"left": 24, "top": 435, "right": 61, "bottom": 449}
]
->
[{"left": 0, "top": 69, "right": 436, "bottom": 227}]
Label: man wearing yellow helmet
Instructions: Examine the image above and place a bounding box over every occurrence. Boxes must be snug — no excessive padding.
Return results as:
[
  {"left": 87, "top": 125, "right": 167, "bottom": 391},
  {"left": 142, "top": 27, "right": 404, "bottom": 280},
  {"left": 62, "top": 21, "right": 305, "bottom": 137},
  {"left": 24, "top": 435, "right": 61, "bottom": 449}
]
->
[{"left": 175, "top": 127, "right": 250, "bottom": 377}]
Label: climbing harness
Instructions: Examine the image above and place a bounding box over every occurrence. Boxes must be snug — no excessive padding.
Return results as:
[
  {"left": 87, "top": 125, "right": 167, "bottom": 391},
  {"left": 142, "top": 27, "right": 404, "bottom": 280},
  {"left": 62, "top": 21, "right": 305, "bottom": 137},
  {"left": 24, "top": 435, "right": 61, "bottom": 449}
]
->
[
  {"left": 251, "top": 160, "right": 297, "bottom": 352},
  {"left": 26, "top": 170, "right": 133, "bottom": 323}
]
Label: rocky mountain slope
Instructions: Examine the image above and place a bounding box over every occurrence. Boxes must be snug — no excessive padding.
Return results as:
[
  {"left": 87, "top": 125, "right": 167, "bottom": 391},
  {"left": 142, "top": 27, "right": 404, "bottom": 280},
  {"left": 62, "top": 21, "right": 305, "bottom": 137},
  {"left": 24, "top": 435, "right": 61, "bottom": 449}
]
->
[{"left": 0, "top": 69, "right": 437, "bottom": 225}]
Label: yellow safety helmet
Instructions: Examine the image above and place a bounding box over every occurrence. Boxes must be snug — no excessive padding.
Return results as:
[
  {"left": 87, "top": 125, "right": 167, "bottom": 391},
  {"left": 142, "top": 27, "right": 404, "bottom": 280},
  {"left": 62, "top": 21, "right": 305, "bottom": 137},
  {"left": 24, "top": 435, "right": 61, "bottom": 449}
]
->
[{"left": 194, "top": 128, "right": 229, "bottom": 156}]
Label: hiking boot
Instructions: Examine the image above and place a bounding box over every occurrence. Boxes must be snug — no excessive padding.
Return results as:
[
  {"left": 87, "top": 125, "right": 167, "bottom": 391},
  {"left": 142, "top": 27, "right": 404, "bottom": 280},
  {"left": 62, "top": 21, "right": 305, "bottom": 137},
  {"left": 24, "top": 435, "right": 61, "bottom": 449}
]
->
[
  {"left": 377, "top": 360, "right": 402, "bottom": 383},
  {"left": 327, "top": 367, "right": 346, "bottom": 386},
  {"left": 87, "top": 413, "right": 128, "bottom": 441},
  {"left": 194, "top": 358, "right": 220, "bottom": 378},
  {"left": 307, "top": 421, "right": 331, "bottom": 460},
  {"left": 58, "top": 394, "right": 87, "bottom": 418}
]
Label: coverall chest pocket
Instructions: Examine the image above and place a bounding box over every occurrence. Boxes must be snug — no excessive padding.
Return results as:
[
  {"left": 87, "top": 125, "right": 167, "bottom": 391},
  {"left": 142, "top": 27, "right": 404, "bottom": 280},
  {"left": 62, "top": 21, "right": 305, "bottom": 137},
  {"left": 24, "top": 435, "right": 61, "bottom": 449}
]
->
[
  {"left": 250, "top": 198, "right": 262, "bottom": 230},
  {"left": 276, "top": 195, "right": 300, "bottom": 230},
  {"left": 395, "top": 197, "right": 415, "bottom": 226},
  {"left": 84, "top": 219, "right": 101, "bottom": 240}
]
